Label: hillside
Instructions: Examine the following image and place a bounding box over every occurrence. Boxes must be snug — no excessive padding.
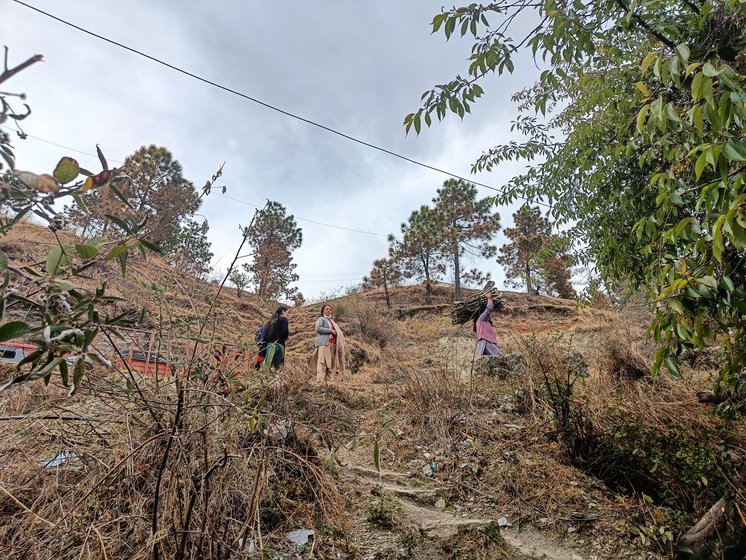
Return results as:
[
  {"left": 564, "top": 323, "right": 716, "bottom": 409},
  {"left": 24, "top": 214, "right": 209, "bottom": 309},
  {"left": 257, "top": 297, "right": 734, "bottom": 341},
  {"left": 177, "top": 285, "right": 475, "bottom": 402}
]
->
[{"left": 0, "top": 221, "right": 744, "bottom": 560}]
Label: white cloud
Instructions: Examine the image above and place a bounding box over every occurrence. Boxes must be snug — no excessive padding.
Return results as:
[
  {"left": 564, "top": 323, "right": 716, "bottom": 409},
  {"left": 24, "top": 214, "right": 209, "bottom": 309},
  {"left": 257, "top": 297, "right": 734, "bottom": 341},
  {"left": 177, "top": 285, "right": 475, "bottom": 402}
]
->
[{"left": 2, "top": 0, "right": 543, "bottom": 299}]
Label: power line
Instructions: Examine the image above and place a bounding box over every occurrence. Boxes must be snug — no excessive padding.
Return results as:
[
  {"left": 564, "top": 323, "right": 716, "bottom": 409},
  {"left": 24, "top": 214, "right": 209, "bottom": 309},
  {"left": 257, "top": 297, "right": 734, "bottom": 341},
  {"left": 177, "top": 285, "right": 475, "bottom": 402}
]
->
[
  {"left": 215, "top": 193, "right": 386, "bottom": 236},
  {"left": 1, "top": 124, "right": 389, "bottom": 237},
  {"left": 11, "top": 0, "right": 511, "bottom": 197}
]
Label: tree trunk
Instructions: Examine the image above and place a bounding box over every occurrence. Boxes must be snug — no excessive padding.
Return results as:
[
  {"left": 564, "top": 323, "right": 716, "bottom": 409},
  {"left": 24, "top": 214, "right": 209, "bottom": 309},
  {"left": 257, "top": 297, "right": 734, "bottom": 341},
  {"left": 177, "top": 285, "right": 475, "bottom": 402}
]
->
[
  {"left": 453, "top": 237, "right": 461, "bottom": 301},
  {"left": 382, "top": 268, "right": 391, "bottom": 308},
  {"left": 424, "top": 271, "right": 432, "bottom": 304},
  {"left": 525, "top": 259, "right": 532, "bottom": 294},
  {"left": 677, "top": 488, "right": 746, "bottom": 559}
]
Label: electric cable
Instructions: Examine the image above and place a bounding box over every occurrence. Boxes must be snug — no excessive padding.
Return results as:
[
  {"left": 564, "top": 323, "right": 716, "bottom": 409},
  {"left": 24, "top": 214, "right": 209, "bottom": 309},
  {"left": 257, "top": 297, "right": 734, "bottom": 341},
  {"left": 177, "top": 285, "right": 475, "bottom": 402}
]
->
[{"left": 10, "top": 0, "right": 520, "bottom": 198}]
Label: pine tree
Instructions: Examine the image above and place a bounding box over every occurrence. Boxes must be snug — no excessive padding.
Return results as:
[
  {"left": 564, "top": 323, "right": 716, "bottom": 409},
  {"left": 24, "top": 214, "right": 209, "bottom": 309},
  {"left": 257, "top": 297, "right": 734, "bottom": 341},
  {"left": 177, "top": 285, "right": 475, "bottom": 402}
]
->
[
  {"left": 362, "top": 251, "right": 402, "bottom": 308},
  {"left": 497, "top": 205, "right": 552, "bottom": 294},
  {"left": 432, "top": 179, "right": 500, "bottom": 300},
  {"left": 66, "top": 145, "right": 200, "bottom": 243},
  {"left": 160, "top": 219, "right": 213, "bottom": 279},
  {"left": 242, "top": 201, "right": 302, "bottom": 301},
  {"left": 393, "top": 205, "right": 447, "bottom": 304}
]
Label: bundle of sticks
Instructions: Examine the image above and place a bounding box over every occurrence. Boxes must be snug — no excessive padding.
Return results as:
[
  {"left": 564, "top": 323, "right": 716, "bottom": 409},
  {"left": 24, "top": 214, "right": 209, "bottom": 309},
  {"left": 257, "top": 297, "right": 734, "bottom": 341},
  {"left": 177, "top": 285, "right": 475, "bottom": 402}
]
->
[{"left": 451, "top": 288, "right": 504, "bottom": 325}]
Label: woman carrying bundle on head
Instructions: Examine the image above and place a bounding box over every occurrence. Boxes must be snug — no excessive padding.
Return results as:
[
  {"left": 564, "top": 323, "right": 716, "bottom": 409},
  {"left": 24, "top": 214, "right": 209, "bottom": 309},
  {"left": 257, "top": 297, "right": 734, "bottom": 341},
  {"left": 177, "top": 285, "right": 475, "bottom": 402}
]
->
[{"left": 474, "top": 291, "right": 502, "bottom": 357}]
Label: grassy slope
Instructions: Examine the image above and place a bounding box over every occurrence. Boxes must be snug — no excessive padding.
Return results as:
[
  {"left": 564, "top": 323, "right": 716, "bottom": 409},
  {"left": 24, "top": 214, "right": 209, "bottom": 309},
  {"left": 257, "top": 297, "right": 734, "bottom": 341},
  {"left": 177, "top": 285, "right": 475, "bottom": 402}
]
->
[{"left": 0, "top": 221, "right": 742, "bottom": 559}]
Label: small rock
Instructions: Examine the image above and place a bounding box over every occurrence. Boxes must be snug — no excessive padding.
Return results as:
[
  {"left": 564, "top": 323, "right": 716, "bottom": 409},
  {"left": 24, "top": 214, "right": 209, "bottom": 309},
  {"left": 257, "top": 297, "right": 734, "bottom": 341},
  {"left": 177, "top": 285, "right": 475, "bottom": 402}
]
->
[
  {"left": 497, "top": 516, "right": 511, "bottom": 527},
  {"left": 567, "top": 526, "right": 577, "bottom": 533},
  {"left": 435, "top": 497, "right": 446, "bottom": 510},
  {"left": 286, "top": 529, "right": 314, "bottom": 548},
  {"left": 572, "top": 555, "right": 583, "bottom": 560},
  {"left": 421, "top": 463, "right": 433, "bottom": 476}
]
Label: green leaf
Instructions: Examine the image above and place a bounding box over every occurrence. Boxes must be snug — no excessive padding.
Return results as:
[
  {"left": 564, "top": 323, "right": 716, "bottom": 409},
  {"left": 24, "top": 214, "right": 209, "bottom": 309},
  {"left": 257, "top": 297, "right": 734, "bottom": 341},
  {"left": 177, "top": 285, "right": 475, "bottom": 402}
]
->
[
  {"left": 675, "top": 44, "right": 689, "bottom": 64},
  {"left": 636, "top": 104, "right": 650, "bottom": 133},
  {"left": 71, "top": 358, "right": 86, "bottom": 395},
  {"left": 664, "top": 356, "right": 682, "bottom": 379},
  {"left": 0, "top": 250, "right": 7, "bottom": 273},
  {"left": 104, "top": 214, "right": 132, "bottom": 233},
  {"left": 75, "top": 244, "right": 99, "bottom": 259},
  {"left": 691, "top": 71, "right": 703, "bottom": 100},
  {"left": 641, "top": 52, "right": 657, "bottom": 75},
  {"left": 52, "top": 156, "right": 80, "bottom": 184},
  {"left": 723, "top": 141, "right": 746, "bottom": 162},
  {"left": 694, "top": 151, "right": 707, "bottom": 180},
  {"left": 432, "top": 13, "right": 445, "bottom": 33},
  {"left": 702, "top": 62, "right": 720, "bottom": 77},
  {"left": 46, "top": 246, "right": 72, "bottom": 276},
  {"left": 0, "top": 321, "right": 30, "bottom": 341},
  {"left": 699, "top": 276, "right": 717, "bottom": 290},
  {"left": 105, "top": 243, "right": 129, "bottom": 260}
]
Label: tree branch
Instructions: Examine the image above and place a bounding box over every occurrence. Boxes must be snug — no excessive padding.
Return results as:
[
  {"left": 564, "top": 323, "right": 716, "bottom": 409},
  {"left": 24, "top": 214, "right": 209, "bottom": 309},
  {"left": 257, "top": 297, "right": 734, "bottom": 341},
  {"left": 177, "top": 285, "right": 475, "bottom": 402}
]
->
[{"left": 0, "top": 48, "right": 43, "bottom": 86}]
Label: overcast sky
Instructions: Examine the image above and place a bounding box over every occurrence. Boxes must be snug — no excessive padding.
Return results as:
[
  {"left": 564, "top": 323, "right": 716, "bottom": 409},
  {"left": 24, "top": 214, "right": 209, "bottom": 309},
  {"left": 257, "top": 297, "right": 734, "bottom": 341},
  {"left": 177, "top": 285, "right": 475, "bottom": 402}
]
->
[{"left": 1, "top": 0, "right": 543, "bottom": 301}]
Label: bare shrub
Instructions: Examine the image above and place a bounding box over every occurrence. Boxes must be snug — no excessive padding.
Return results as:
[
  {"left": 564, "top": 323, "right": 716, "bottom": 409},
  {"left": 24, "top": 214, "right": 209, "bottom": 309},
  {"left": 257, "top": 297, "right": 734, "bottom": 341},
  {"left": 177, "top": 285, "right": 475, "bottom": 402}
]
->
[
  {"left": 349, "top": 300, "right": 396, "bottom": 349},
  {"left": 401, "top": 363, "right": 467, "bottom": 443},
  {"left": 597, "top": 335, "right": 650, "bottom": 382}
]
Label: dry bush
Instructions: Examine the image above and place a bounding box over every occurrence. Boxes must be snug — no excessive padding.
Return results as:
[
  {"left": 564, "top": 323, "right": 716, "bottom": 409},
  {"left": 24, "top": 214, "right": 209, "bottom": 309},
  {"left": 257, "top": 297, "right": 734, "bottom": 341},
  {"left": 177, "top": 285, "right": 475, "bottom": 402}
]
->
[
  {"left": 596, "top": 333, "right": 650, "bottom": 382},
  {"left": 583, "top": 375, "right": 745, "bottom": 513},
  {"left": 0, "top": 354, "right": 349, "bottom": 560},
  {"left": 400, "top": 361, "right": 468, "bottom": 444},
  {"left": 348, "top": 299, "right": 396, "bottom": 349},
  {"left": 515, "top": 333, "right": 745, "bottom": 517}
]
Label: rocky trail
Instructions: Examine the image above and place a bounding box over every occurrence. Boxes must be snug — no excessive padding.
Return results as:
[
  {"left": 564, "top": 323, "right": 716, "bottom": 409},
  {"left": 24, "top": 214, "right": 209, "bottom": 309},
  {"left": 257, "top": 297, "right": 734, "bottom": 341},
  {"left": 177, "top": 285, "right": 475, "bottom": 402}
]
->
[{"left": 335, "top": 448, "right": 588, "bottom": 560}]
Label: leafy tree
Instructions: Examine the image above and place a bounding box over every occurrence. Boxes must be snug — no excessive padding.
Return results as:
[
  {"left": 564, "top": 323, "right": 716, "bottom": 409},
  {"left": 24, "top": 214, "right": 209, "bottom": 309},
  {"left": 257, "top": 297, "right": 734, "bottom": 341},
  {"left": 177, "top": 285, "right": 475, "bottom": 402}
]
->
[
  {"left": 498, "top": 205, "right": 553, "bottom": 294},
  {"left": 229, "top": 269, "right": 250, "bottom": 299},
  {"left": 67, "top": 145, "right": 200, "bottom": 243},
  {"left": 541, "top": 240, "right": 576, "bottom": 299},
  {"left": 432, "top": 179, "right": 500, "bottom": 300},
  {"left": 407, "top": 2, "right": 746, "bottom": 403},
  {"left": 392, "top": 205, "right": 447, "bottom": 304},
  {"left": 242, "top": 201, "right": 302, "bottom": 301},
  {"left": 290, "top": 292, "right": 306, "bottom": 307},
  {"left": 362, "top": 253, "right": 402, "bottom": 308},
  {"left": 159, "top": 218, "right": 213, "bottom": 279}
]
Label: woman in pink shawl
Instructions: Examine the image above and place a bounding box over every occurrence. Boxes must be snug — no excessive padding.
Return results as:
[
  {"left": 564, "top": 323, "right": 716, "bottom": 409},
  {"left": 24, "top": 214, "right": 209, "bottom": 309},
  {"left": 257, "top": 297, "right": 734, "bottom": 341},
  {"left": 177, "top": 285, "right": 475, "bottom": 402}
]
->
[{"left": 473, "top": 291, "right": 502, "bottom": 356}]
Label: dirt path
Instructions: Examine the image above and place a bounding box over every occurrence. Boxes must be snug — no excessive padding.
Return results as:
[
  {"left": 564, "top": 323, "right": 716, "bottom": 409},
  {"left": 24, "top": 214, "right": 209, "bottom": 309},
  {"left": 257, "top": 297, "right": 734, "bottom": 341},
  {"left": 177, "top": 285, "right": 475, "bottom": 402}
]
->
[{"left": 338, "top": 452, "right": 587, "bottom": 560}]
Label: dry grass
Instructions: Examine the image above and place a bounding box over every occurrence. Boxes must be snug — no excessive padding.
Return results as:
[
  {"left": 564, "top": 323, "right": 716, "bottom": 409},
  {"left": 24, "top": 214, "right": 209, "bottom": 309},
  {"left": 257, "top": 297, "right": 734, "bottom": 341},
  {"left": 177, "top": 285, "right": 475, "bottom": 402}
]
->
[{"left": 0, "top": 364, "right": 348, "bottom": 559}]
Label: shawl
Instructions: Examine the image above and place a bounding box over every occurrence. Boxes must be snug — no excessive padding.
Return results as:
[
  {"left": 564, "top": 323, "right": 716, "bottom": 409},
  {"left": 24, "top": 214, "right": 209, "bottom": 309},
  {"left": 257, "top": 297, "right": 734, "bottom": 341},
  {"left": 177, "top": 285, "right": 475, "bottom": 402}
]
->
[{"left": 308, "top": 319, "right": 347, "bottom": 374}]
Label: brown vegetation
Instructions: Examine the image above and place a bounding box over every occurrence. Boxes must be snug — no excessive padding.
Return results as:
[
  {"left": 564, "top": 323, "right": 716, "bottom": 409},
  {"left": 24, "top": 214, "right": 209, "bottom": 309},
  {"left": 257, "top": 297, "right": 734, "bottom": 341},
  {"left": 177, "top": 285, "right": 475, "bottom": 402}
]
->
[{"left": 0, "top": 222, "right": 744, "bottom": 559}]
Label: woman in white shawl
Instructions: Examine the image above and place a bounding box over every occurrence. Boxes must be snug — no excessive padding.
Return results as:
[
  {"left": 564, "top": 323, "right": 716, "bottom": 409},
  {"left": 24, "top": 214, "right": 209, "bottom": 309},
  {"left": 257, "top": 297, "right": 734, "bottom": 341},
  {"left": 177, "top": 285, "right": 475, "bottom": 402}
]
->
[{"left": 311, "top": 304, "right": 346, "bottom": 382}]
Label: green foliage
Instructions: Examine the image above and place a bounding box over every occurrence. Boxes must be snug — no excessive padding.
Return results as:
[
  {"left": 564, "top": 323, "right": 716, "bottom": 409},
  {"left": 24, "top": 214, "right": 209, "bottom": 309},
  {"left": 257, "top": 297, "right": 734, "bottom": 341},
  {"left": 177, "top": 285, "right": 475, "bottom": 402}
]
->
[
  {"left": 498, "top": 205, "right": 572, "bottom": 296},
  {"left": 432, "top": 179, "right": 500, "bottom": 300},
  {"left": 0, "top": 60, "right": 219, "bottom": 394},
  {"left": 242, "top": 201, "right": 303, "bottom": 301},
  {"left": 599, "top": 416, "right": 740, "bottom": 511},
  {"left": 366, "top": 485, "right": 401, "bottom": 529},
  {"left": 160, "top": 218, "right": 214, "bottom": 279},
  {"left": 390, "top": 205, "right": 447, "bottom": 304},
  {"left": 412, "top": 1, "right": 746, "bottom": 398}
]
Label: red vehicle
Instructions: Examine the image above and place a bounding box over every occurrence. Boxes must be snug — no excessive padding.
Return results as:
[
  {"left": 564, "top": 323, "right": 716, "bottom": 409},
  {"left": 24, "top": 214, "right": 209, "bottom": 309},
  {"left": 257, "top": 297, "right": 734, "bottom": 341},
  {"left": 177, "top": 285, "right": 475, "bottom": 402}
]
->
[
  {"left": 116, "top": 349, "right": 175, "bottom": 376},
  {"left": 0, "top": 342, "right": 37, "bottom": 365}
]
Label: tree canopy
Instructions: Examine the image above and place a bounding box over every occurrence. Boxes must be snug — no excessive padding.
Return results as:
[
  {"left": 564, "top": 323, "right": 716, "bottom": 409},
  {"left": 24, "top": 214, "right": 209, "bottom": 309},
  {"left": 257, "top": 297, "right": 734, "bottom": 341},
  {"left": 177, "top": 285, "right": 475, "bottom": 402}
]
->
[
  {"left": 242, "top": 201, "right": 303, "bottom": 301},
  {"left": 432, "top": 179, "right": 500, "bottom": 300},
  {"left": 408, "top": 1, "right": 746, "bottom": 403}
]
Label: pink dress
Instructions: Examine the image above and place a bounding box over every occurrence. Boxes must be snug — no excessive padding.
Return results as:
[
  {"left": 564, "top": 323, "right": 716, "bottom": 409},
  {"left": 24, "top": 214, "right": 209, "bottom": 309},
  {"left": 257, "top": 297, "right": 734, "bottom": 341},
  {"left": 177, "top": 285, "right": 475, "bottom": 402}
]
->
[{"left": 475, "top": 302, "right": 502, "bottom": 356}]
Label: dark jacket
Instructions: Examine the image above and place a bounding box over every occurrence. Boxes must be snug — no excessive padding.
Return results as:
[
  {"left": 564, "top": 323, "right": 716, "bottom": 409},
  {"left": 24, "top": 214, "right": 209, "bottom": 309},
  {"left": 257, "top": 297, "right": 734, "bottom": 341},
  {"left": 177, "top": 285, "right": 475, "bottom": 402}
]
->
[{"left": 265, "top": 316, "right": 289, "bottom": 346}]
